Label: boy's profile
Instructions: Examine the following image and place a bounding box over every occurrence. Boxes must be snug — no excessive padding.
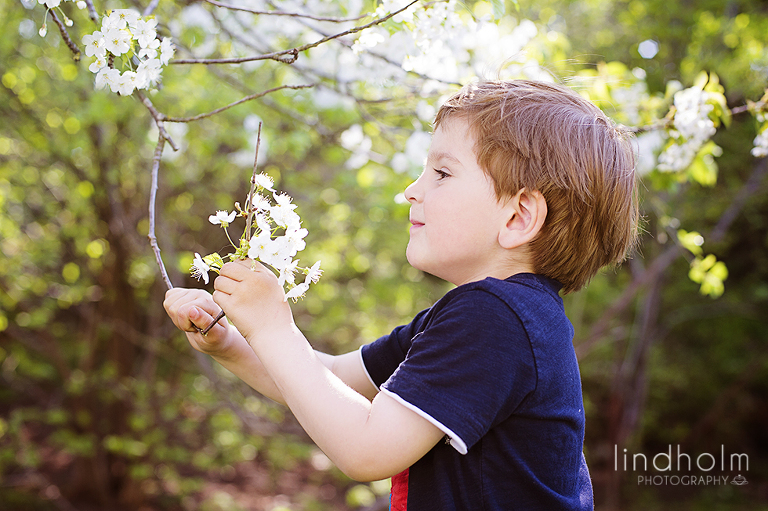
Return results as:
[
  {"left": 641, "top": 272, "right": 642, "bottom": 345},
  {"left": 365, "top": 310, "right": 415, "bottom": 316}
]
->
[{"left": 164, "top": 79, "right": 638, "bottom": 510}]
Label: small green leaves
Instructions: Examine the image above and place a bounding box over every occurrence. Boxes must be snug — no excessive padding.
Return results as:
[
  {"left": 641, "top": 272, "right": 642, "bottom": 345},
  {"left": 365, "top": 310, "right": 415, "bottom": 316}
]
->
[
  {"left": 689, "top": 254, "right": 728, "bottom": 298},
  {"left": 677, "top": 229, "right": 728, "bottom": 298}
]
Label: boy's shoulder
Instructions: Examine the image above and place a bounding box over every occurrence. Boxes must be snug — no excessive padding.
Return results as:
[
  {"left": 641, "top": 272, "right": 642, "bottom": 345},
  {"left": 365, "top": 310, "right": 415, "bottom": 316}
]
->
[
  {"left": 440, "top": 273, "right": 563, "bottom": 311},
  {"left": 429, "top": 273, "right": 570, "bottom": 339}
]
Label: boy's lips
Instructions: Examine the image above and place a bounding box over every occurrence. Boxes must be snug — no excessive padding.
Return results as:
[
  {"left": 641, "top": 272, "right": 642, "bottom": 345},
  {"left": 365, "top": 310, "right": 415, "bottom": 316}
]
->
[{"left": 409, "top": 218, "right": 424, "bottom": 233}]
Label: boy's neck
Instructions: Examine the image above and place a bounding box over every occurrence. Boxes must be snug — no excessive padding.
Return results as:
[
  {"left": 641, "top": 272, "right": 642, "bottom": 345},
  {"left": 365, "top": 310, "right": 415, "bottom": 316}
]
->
[{"left": 450, "top": 258, "right": 535, "bottom": 287}]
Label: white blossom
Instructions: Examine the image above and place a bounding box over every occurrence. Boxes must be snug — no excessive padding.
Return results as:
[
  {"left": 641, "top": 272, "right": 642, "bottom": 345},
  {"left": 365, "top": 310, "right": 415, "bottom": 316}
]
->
[
  {"left": 752, "top": 127, "right": 768, "bottom": 158},
  {"left": 252, "top": 173, "right": 275, "bottom": 192},
  {"left": 285, "top": 282, "right": 310, "bottom": 302},
  {"left": 94, "top": 68, "right": 121, "bottom": 92},
  {"left": 248, "top": 193, "right": 271, "bottom": 213},
  {"left": 247, "top": 230, "right": 275, "bottom": 261},
  {"left": 208, "top": 210, "right": 236, "bottom": 226},
  {"left": 278, "top": 259, "right": 299, "bottom": 287},
  {"left": 83, "top": 31, "right": 106, "bottom": 58},
  {"left": 116, "top": 71, "right": 138, "bottom": 96},
  {"left": 37, "top": 0, "right": 60, "bottom": 8},
  {"left": 103, "top": 27, "right": 132, "bottom": 56},
  {"left": 657, "top": 86, "right": 718, "bottom": 173},
  {"left": 134, "top": 18, "right": 158, "bottom": 48},
  {"left": 304, "top": 261, "right": 323, "bottom": 284},
  {"left": 191, "top": 253, "right": 211, "bottom": 284},
  {"left": 159, "top": 38, "right": 175, "bottom": 65},
  {"left": 89, "top": 55, "right": 107, "bottom": 73},
  {"left": 194, "top": 185, "right": 320, "bottom": 297},
  {"left": 139, "top": 38, "right": 160, "bottom": 59},
  {"left": 136, "top": 58, "right": 162, "bottom": 89},
  {"left": 283, "top": 227, "right": 308, "bottom": 256},
  {"left": 112, "top": 9, "right": 141, "bottom": 30}
]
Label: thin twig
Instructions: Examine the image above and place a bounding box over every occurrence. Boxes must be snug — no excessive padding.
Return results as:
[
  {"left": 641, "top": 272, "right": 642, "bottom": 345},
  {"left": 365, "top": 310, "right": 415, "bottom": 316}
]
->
[
  {"left": 135, "top": 90, "right": 179, "bottom": 151},
  {"left": 172, "top": 0, "right": 419, "bottom": 65},
  {"left": 202, "top": 123, "right": 264, "bottom": 335},
  {"left": 148, "top": 133, "right": 174, "bottom": 290},
  {"left": 143, "top": 0, "right": 160, "bottom": 17},
  {"left": 245, "top": 122, "right": 264, "bottom": 238},
  {"left": 204, "top": 0, "right": 367, "bottom": 22},
  {"left": 163, "top": 84, "right": 315, "bottom": 123},
  {"left": 172, "top": 47, "right": 300, "bottom": 65},
  {"left": 83, "top": 0, "right": 99, "bottom": 24},
  {"left": 49, "top": 9, "right": 82, "bottom": 61}
]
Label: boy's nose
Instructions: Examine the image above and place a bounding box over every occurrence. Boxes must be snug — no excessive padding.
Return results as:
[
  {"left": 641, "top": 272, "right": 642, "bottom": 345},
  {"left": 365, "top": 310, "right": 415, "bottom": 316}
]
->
[{"left": 404, "top": 175, "right": 422, "bottom": 203}]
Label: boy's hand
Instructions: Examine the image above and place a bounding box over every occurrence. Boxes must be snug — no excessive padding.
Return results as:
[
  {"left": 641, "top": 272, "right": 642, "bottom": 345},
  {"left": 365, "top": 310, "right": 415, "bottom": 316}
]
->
[
  {"left": 213, "top": 259, "right": 294, "bottom": 344},
  {"left": 163, "top": 288, "right": 240, "bottom": 360}
]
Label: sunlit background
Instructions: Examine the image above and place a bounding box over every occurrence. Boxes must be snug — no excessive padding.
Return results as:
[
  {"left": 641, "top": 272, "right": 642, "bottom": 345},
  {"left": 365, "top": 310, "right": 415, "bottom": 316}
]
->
[{"left": 2, "top": 0, "right": 767, "bottom": 509}]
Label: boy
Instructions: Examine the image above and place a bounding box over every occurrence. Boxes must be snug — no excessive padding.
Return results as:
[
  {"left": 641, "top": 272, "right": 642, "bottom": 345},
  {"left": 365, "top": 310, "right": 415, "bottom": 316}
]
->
[{"left": 164, "top": 80, "right": 638, "bottom": 510}]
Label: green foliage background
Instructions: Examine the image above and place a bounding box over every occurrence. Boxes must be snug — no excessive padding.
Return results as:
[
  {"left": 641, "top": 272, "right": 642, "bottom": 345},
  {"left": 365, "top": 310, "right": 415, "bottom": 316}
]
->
[{"left": 1, "top": 0, "right": 767, "bottom": 509}]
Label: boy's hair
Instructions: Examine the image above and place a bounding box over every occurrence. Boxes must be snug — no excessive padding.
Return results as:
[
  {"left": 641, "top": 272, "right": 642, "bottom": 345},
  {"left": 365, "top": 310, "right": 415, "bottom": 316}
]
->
[{"left": 434, "top": 80, "right": 639, "bottom": 294}]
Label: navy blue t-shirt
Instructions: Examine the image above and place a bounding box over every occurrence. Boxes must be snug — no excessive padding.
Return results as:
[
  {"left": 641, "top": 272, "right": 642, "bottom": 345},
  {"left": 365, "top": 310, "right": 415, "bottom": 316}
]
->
[{"left": 360, "top": 273, "right": 593, "bottom": 511}]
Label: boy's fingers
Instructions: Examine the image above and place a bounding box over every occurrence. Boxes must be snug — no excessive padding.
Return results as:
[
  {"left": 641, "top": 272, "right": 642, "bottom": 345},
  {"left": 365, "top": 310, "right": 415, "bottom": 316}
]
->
[
  {"left": 213, "top": 274, "right": 235, "bottom": 295},
  {"left": 186, "top": 305, "right": 212, "bottom": 331},
  {"left": 220, "top": 260, "right": 250, "bottom": 279}
]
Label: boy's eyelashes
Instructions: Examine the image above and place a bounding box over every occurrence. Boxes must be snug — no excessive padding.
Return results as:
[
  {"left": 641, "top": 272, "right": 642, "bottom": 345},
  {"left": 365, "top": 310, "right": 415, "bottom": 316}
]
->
[{"left": 433, "top": 168, "right": 450, "bottom": 180}]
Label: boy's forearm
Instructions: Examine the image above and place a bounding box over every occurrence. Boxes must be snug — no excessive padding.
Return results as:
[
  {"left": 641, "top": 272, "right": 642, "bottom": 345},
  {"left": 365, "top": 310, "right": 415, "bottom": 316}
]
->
[
  {"left": 210, "top": 329, "right": 351, "bottom": 406},
  {"left": 210, "top": 338, "right": 287, "bottom": 405},
  {"left": 247, "top": 326, "right": 427, "bottom": 481}
]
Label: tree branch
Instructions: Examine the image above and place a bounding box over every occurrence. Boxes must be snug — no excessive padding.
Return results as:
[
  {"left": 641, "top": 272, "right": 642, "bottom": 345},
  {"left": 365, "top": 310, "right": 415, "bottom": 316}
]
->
[
  {"left": 171, "top": 0, "right": 419, "bottom": 65},
  {"left": 83, "top": 0, "right": 99, "bottom": 24},
  {"left": 163, "top": 83, "right": 315, "bottom": 123},
  {"left": 135, "top": 90, "right": 179, "bottom": 151},
  {"left": 576, "top": 155, "right": 768, "bottom": 359},
  {"left": 202, "top": 124, "right": 263, "bottom": 335},
  {"left": 709, "top": 156, "right": 768, "bottom": 243},
  {"left": 147, "top": 133, "right": 174, "bottom": 290},
  {"left": 204, "top": 0, "right": 367, "bottom": 22},
  {"left": 49, "top": 9, "right": 82, "bottom": 61},
  {"left": 245, "top": 122, "right": 263, "bottom": 239},
  {"left": 143, "top": 0, "right": 161, "bottom": 17}
]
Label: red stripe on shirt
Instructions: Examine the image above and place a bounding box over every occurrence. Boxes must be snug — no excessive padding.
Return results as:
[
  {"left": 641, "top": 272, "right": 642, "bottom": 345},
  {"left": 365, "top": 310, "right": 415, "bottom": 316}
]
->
[{"left": 390, "top": 468, "right": 409, "bottom": 510}]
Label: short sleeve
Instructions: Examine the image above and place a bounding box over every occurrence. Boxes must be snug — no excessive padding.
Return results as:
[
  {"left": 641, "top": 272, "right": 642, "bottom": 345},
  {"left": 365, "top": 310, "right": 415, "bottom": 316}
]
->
[
  {"left": 381, "top": 288, "right": 537, "bottom": 454},
  {"left": 361, "top": 308, "right": 431, "bottom": 389}
]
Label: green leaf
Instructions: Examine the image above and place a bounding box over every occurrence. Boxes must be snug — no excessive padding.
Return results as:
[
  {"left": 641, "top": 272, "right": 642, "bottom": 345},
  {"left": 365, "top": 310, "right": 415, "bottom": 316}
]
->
[
  {"left": 677, "top": 229, "right": 704, "bottom": 256},
  {"left": 687, "top": 153, "right": 718, "bottom": 187},
  {"left": 203, "top": 252, "right": 225, "bottom": 271},
  {"left": 693, "top": 70, "right": 709, "bottom": 90}
]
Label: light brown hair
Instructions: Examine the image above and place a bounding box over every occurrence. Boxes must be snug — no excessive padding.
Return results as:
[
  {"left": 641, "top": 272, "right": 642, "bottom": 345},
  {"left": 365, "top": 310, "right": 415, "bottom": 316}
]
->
[{"left": 434, "top": 80, "right": 639, "bottom": 293}]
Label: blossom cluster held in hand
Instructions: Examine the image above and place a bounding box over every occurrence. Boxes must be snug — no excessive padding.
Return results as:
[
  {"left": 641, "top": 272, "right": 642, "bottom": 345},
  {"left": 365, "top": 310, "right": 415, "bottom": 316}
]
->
[
  {"left": 82, "top": 9, "right": 174, "bottom": 95},
  {"left": 190, "top": 173, "right": 322, "bottom": 302}
]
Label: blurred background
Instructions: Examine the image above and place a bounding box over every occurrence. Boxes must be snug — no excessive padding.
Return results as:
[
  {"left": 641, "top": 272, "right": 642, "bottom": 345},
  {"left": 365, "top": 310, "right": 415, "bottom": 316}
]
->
[{"left": 1, "top": 0, "right": 766, "bottom": 509}]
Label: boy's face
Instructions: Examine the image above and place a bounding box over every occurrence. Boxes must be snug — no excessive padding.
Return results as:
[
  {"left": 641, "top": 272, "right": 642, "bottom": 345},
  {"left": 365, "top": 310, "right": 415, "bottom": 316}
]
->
[{"left": 404, "top": 117, "right": 513, "bottom": 286}]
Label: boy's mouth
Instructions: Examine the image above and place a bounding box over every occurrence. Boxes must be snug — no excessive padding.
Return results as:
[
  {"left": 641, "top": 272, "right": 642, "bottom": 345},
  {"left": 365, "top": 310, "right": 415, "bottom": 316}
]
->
[{"left": 409, "top": 217, "right": 425, "bottom": 233}]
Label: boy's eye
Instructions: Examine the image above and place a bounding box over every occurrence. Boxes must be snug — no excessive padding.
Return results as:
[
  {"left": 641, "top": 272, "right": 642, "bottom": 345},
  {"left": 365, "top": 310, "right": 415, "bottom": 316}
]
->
[{"left": 434, "top": 168, "right": 450, "bottom": 180}]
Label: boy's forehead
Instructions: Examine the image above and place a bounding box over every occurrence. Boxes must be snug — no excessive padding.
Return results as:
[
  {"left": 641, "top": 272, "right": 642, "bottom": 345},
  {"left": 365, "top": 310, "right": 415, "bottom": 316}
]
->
[{"left": 428, "top": 118, "right": 477, "bottom": 162}]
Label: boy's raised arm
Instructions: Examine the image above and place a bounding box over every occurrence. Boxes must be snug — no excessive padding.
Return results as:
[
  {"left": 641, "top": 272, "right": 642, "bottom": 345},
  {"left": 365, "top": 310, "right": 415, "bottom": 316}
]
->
[
  {"left": 164, "top": 288, "right": 378, "bottom": 405},
  {"left": 213, "top": 260, "right": 445, "bottom": 482}
]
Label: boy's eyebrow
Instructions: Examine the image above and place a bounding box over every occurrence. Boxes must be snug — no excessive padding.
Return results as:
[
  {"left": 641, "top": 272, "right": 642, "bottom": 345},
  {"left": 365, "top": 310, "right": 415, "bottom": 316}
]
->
[{"left": 428, "top": 151, "right": 463, "bottom": 166}]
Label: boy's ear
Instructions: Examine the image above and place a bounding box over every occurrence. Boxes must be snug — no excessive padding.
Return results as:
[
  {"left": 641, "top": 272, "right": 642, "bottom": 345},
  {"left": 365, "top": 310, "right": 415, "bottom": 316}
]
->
[{"left": 498, "top": 188, "right": 547, "bottom": 249}]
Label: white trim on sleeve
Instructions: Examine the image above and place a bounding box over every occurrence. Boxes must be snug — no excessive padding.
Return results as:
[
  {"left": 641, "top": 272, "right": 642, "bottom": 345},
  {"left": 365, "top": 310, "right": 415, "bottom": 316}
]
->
[
  {"left": 357, "top": 347, "right": 380, "bottom": 391},
  {"left": 380, "top": 388, "right": 469, "bottom": 455}
]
